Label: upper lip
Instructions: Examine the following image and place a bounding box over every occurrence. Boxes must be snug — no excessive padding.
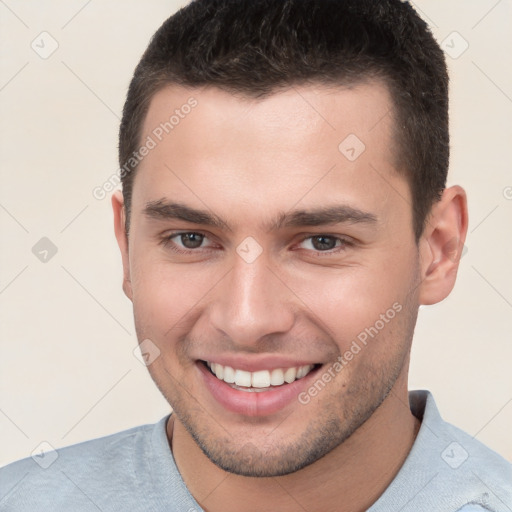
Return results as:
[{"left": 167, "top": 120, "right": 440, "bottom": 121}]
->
[{"left": 198, "top": 355, "right": 320, "bottom": 372}]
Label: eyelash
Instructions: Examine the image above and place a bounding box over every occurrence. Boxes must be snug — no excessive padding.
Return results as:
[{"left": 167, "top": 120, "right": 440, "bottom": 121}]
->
[
  {"left": 160, "top": 231, "right": 354, "bottom": 256},
  {"left": 160, "top": 232, "right": 218, "bottom": 254}
]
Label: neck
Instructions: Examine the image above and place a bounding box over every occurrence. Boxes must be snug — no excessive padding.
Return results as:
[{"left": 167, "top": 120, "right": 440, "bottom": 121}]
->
[{"left": 169, "top": 380, "right": 420, "bottom": 512}]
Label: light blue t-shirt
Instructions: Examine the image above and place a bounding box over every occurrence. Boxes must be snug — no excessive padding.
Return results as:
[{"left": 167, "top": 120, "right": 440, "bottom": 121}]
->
[{"left": 1, "top": 390, "right": 510, "bottom": 511}]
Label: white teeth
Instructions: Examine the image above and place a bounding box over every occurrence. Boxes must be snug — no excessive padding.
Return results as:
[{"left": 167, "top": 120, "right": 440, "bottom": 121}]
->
[
  {"left": 283, "top": 367, "right": 297, "bottom": 383},
  {"left": 252, "top": 370, "right": 271, "bottom": 388},
  {"left": 205, "top": 362, "right": 315, "bottom": 389},
  {"left": 214, "top": 364, "right": 224, "bottom": 380},
  {"left": 270, "top": 368, "right": 285, "bottom": 386},
  {"left": 223, "top": 365, "right": 236, "bottom": 384},
  {"left": 297, "top": 366, "right": 308, "bottom": 379},
  {"left": 234, "top": 369, "right": 252, "bottom": 387}
]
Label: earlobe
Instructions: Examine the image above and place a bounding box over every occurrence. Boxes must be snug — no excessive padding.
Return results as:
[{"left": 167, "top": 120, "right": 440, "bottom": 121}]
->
[
  {"left": 112, "top": 190, "right": 133, "bottom": 301},
  {"left": 418, "top": 186, "right": 468, "bottom": 305}
]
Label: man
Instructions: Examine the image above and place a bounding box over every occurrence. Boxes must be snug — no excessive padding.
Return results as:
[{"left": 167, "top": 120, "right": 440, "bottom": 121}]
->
[{"left": 1, "top": 0, "right": 510, "bottom": 510}]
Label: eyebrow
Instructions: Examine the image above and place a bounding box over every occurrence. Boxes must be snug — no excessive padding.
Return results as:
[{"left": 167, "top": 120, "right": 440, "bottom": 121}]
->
[
  {"left": 144, "top": 200, "right": 231, "bottom": 230},
  {"left": 143, "top": 199, "right": 378, "bottom": 231}
]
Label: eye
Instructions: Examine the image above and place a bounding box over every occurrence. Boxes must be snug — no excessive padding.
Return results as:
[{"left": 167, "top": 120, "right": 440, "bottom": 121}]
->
[
  {"left": 163, "top": 231, "right": 214, "bottom": 251},
  {"left": 298, "top": 235, "right": 350, "bottom": 252},
  {"left": 176, "top": 232, "right": 205, "bottom": 249}
]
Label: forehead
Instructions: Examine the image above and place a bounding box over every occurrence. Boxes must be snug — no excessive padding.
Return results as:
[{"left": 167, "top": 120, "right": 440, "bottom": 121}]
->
[
  {"left": 132, "top": 82, "right": 409, "bottom": 231},
  {"left": 141, "top": 81, "right": 395, "bottom": 154}
]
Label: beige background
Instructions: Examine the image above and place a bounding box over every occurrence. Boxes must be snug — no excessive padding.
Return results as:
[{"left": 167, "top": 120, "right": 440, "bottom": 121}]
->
[{"left": 0, "top": 0, "right": 511, "bottom": 467}]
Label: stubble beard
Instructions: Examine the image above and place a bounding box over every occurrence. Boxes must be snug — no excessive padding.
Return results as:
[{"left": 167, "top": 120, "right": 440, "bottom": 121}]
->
[{"left": 152, "top": 314, "right": 416, "bottom": 477}]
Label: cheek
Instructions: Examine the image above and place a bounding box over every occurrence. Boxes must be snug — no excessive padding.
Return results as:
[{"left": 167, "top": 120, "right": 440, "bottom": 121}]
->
[
  {"left": 129, "top": 251, "right": 218, "bottom": 338},
  {"left": 287, "top": 252, "right": 418, "bottom": 351}
]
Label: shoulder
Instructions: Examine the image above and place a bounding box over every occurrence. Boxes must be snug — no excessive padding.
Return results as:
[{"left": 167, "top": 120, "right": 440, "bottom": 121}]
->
[
  {"left": 371, "top": 391, "right": 512, "bottom": 512},
  {"left": 0, "top": 420, "right": 162, "bottom": 511},
  {"left": 438, "top": 420, "right": 512, "bottom": 511},
  {"left": 456, "top": 507, "right": 492, "bottom": 512},
  {"left": 410, "top": 390, "right": 511, "bottom": 474},
  {"left": 418, "top": 391, "right": 512, "bottom": 510},
  {"left": 432, "top": 401, "right": 512, "bottom": 479}
]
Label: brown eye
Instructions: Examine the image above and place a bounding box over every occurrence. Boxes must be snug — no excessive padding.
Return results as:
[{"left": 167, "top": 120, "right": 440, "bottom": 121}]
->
[
  {"left": 161, "top": 231, "right": 219, "bottom": 255},
  {"left": 179, "top": 233, "right": 204, "bottom": 249},
  {"left": 296, "top": 235, "right": 352, "bottom": 254},
  {"left": 310, "top": 235, "right": 338, "bottom": 251}
]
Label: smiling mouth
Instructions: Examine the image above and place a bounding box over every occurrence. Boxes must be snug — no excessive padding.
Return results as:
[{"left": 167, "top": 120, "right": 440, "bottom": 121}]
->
[{"left": 201, "top": 360, "right": 321, "bottom": 392}]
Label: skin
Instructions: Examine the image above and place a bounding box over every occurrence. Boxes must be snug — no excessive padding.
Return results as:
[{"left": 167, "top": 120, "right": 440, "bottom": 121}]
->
[{"left": 113, "top": 82, "right": 467, "bottom": 511}]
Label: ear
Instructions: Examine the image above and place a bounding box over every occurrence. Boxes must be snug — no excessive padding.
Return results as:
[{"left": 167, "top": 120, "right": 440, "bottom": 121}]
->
[
  {"left": 418, "top": 185, "right": 468, "bottom": 305},
  {"left": 112, "top": 190, "right": 133, "bottom": 301}
]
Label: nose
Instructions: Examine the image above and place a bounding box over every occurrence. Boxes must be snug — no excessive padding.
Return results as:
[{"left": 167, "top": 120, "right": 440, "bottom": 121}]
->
[{"left": 208, "top": 254, "right": 295, "bottom": 348}]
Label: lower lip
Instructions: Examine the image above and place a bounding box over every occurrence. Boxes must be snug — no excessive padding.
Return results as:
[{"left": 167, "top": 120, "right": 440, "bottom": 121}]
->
[{"left": 197, "top": 361, "right": 320, "bottom": 417}]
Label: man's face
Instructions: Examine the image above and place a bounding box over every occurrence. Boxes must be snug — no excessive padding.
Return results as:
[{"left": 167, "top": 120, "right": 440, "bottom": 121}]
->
[{"left": 119, "top": 83, "right": 423, "bottom": 476}]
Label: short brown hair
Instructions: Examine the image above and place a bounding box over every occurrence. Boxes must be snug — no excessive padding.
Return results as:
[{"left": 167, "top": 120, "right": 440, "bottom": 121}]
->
[{"left": 119, "top": 0, "right": 449, "bottom": 240}]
